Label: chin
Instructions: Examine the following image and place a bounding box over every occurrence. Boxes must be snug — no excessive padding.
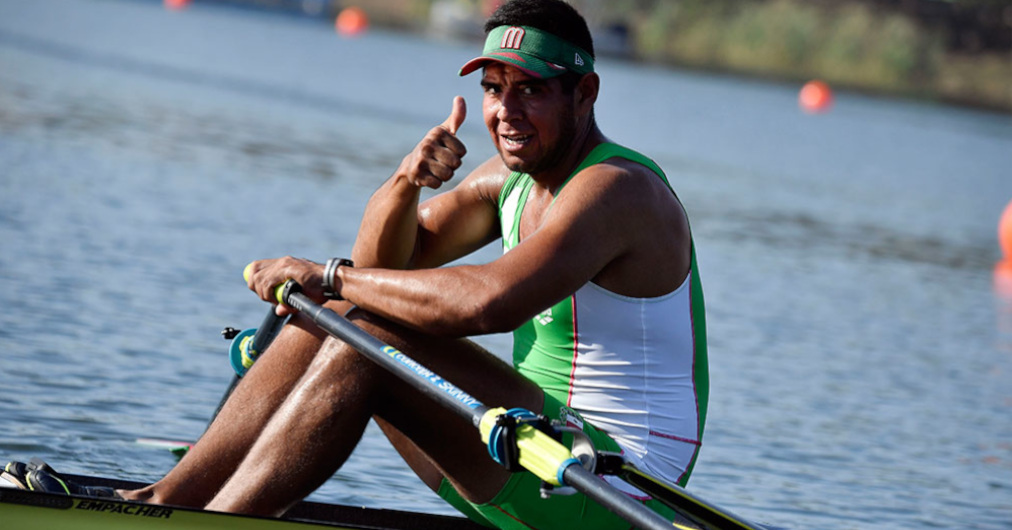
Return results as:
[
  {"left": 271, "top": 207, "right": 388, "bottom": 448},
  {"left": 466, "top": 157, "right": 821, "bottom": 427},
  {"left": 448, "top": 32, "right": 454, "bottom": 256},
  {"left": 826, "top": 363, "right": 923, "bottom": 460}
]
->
[
  {"left": 498, "top": 152, "right": 530, "bottom": 173},
  {"left": 502, "top": 155, "right": 559, "bottom": 176},
  {"left": 505, "top": 160, "right": 528, "bottom": 172}
]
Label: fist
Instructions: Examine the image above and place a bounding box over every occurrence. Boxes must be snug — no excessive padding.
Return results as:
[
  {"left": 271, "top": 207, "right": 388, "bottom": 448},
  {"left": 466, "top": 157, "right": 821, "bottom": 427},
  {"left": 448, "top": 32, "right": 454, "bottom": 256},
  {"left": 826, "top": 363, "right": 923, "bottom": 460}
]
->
[{"left": 398, "top": 96, "right": 467, "bottom": 189}]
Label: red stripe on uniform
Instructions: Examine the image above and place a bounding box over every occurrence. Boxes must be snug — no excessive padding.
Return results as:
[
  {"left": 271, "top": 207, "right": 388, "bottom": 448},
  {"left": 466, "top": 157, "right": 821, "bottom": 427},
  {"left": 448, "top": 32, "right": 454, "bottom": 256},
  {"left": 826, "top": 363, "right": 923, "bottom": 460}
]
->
[
  {"left": 566, "top": 295, "right": 579, "bottom": 407},
  {"left": 492, "top": 504, "right": 539, "bottom": 529},
  {"left": 648, "top": 430, "right": 702, "bottom": 446}
]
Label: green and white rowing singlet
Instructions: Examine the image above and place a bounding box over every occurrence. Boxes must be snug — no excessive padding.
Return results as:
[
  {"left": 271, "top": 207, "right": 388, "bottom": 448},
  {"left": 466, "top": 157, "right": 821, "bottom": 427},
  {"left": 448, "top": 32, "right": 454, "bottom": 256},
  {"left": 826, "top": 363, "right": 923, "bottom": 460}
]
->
[{"left": 498, "top": 143, "right": 709, "bottom": 487}]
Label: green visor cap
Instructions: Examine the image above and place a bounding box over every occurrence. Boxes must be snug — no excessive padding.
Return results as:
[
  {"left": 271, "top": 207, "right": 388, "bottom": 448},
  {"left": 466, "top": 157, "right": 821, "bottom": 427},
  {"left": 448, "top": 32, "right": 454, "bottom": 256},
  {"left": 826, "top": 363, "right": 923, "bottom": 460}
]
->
[{"left": 459, "top": 25, "right": 594, "bottom": 79}]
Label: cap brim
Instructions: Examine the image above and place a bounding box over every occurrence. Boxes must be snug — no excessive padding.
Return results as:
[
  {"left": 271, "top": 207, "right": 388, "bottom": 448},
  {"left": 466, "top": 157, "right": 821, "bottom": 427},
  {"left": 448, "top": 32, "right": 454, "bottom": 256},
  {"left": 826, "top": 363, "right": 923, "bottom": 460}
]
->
[
  {"left": 458, "top": 57, "right": 496, "bottom": 77},
  {"left": 458, "top": 53, "right": 567, "bottom": 79}
]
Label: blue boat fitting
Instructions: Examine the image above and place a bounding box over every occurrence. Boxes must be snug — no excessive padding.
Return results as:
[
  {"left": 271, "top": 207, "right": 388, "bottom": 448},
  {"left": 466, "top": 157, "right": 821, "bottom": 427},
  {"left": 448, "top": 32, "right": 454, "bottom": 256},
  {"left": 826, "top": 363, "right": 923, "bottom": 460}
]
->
[
  {"left": 228, "top": 328, "right": 258, "bottom": 377},
  {"left": 556, "top": 457, "right": 581, "bottom": 486},
  {"left": 486, "top": 408, "right": 546, "bottom": 471}
]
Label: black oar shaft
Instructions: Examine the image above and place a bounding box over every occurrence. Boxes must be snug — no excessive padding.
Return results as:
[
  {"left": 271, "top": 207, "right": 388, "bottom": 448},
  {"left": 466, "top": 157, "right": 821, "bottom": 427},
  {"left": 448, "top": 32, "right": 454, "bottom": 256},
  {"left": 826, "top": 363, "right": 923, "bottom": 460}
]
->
[
  {"left": 563, "top": 465, "right": 675, "bottom": 530},
  {"left": 619, "top": 464, "right": 760, "bottom": 530},
  {"left": 251, "top": 309, "right": 287, "bottom": 354},
  {"left": 287, "top": 291, "right": 488, "bottom": 426}
]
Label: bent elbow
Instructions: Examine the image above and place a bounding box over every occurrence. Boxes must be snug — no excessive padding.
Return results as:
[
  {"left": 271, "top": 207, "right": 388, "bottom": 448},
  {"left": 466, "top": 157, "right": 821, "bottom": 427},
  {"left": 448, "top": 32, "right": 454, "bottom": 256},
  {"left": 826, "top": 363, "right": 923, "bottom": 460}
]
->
[
  {"left": 437, "top": 291, "right": 521, "bottom": 337},
  {"left": 478, "top": 290, "right": 535, "bottom": 334},
  {"left": 468, "top": 305, "right": 522, "bottom": 335}
]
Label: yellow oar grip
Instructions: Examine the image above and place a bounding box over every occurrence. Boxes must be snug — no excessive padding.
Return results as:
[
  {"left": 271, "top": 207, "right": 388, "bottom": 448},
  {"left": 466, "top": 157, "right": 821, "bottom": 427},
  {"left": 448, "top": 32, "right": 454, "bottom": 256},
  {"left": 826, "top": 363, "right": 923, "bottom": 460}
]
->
[
  {"left": 243, "top": 262, "right": 287, "bottom": 305},
  {"left": 479, "top": 407, "right": 576, "bottom": 487},
  {"left": 479, "top": 407, "right": 503, "bottom": 441}
]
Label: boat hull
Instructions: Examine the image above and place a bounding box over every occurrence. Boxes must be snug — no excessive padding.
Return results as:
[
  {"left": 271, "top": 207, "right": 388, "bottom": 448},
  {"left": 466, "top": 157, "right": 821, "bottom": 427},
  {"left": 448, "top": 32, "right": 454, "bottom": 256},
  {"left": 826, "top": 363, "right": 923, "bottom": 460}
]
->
[{"left": 0, "top": 474, "right": 484, "bottom": 530}]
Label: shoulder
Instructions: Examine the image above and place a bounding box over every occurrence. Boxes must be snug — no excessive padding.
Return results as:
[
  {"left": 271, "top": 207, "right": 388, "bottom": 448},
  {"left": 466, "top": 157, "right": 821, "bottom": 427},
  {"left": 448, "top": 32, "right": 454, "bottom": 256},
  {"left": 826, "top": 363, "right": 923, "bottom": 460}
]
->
[
  {"left": 548, "top": 153, "right": 690, "bottom": 252},
  {"left": 557, "top": 154, "right": 681, "bottom": 214},
  {"left": 454, "top": 154, "right": 512, "bottom": 204}
]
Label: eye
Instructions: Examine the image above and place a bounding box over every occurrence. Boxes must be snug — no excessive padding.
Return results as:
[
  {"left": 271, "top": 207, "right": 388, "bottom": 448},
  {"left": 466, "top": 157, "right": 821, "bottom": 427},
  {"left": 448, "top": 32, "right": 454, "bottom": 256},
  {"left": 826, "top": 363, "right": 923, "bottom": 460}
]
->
[{"left": 518, "top": 83, "right": 546, "bottom": 96}]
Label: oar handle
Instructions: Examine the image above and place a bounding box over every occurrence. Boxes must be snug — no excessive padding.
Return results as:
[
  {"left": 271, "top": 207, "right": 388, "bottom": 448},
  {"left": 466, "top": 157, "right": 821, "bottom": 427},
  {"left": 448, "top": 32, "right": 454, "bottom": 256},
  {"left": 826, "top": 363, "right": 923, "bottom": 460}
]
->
[{"left": 243, "top": 262, "right": 288, "bottom": 306}]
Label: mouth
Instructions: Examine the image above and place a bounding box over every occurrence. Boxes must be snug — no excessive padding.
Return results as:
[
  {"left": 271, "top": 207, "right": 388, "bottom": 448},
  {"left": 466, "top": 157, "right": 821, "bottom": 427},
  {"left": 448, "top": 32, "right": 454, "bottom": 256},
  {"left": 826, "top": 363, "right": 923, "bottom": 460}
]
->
[{"left": 500, "top": 133, "right": 533, "bottom": 152}]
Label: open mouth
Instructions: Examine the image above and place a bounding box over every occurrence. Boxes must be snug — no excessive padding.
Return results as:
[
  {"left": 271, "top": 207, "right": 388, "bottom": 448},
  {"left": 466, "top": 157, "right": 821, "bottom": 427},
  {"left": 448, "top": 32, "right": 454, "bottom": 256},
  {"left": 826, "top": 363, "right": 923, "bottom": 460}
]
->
[{"left": 501, "top": 133, "right": 532, "bottom": 150}]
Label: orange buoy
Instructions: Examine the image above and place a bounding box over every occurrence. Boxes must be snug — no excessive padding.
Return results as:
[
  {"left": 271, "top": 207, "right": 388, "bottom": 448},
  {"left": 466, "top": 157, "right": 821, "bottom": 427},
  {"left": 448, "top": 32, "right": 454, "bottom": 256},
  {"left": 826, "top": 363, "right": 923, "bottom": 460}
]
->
[
  {"left": 799, "top": 80, "right": 833, "bottom": 113},
  {"left": 336, "top": 7, "right": 369, "bottom": 37},
  {"left": 164, "top": 0, "right": 190, "bottom": 10},
  {"left": 1000, "top": 199, "right": 1012, "bottom": 260}
]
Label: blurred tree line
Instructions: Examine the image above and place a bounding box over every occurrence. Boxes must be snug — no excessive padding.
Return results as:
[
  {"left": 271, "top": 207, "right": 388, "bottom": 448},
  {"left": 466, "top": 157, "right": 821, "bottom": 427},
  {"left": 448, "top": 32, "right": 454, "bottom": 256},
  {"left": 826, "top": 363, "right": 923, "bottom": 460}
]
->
[
  {"left": 207, "top": 0, "right": 1012, "bottom": 111},
  {"left": 569, "top": 0, "right": 1011, "bottom": 110}
]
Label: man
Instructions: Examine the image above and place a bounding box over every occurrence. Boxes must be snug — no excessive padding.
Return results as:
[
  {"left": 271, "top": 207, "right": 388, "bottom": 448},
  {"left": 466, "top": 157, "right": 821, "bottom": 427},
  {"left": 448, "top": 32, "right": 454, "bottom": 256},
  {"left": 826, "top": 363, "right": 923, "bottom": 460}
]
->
[{"left": 7, "top": 1, "right": 708, "bottom": 528}]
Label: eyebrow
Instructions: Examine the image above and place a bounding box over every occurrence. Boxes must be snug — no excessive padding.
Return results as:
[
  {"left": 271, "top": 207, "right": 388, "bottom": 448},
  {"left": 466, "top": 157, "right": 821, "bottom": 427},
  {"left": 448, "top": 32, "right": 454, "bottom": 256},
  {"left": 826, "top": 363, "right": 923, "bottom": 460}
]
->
[
  {"left": 480, "top": 78, "right": 549, "bottom": 91},
  {"left": 519, "top": 79, "right": 549, "bottom": 89}
]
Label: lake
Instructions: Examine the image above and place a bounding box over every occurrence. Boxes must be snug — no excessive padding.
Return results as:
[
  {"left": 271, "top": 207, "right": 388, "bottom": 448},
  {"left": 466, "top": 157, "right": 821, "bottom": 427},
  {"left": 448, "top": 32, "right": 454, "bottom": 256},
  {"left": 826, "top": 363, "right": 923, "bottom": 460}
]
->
[{"left": 1, "top": 1, "right": 1010, "bottom": 528}]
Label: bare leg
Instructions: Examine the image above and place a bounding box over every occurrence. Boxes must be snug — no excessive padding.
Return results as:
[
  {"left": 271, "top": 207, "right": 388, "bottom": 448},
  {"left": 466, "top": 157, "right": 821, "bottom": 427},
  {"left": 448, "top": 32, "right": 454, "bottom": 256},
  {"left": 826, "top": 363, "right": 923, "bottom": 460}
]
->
[
  {"left": 119, "top": 314, "right": 328, "bottom": 506},
  {"left": 204, "top": 309, "right": 543, "bottom": 515},
  {"left": 204, "top": 333, "right": 374, "bottom": 514}
]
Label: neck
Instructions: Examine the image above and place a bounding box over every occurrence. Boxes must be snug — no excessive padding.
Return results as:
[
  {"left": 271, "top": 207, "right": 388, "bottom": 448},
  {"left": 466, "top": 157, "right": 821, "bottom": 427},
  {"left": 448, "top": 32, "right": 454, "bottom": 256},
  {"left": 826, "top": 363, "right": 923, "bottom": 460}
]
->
[{"left": 530, "top": 121, "right": 606, "bottom": 195}]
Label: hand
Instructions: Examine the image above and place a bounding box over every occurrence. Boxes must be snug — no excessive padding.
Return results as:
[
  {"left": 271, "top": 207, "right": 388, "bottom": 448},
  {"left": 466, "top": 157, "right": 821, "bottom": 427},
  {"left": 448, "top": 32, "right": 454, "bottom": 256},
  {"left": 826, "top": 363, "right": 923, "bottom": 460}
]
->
[
  {"left": 245, "top": 256, "right": 327, "bottom": 316},
  {"left": 395, "top": 96, "right": 467, "bottom": 189}
]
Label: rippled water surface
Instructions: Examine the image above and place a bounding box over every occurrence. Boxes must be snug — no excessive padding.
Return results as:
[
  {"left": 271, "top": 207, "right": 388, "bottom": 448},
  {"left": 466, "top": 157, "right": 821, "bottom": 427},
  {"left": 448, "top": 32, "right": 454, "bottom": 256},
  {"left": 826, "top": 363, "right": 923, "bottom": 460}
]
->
[{"left": 2, "top": 1, "right": 1011, "bottom": 528}]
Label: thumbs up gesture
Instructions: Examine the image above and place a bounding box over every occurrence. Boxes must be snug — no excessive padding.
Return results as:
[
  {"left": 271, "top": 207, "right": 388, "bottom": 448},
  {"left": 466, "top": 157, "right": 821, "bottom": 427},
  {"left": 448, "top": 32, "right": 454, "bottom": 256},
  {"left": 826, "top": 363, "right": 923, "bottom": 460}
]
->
[{"left": 396, "top": 96, "right": 468, "bottom": 189}]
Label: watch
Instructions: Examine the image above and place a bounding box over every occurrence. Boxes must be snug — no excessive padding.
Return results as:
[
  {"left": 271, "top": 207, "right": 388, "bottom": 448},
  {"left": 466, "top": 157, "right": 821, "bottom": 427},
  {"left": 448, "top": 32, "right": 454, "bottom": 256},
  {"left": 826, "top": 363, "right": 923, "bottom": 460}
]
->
[{"left": 322, "top": 258, "right": 354, "bottom": 300}]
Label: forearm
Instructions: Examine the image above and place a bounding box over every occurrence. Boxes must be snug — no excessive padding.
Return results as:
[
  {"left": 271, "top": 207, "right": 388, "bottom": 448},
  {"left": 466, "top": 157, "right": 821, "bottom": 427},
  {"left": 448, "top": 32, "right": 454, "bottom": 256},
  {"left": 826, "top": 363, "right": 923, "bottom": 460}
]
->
[
  {"left": 352, "top": 98, "right": 468, "bottom": 269},
  {"left": 351, "top": 173, "right": 422, "bottom": 269},
  {"left": 337, "top": 265, "right": 521, "bottom": 337}
]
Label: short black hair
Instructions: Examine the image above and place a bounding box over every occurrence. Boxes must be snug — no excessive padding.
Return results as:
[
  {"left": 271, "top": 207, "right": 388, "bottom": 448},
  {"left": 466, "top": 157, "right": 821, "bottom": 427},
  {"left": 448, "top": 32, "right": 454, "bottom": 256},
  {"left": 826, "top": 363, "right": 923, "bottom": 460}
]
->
[{"left": 484, "top": 0, "right": 595, "bottom": 60}]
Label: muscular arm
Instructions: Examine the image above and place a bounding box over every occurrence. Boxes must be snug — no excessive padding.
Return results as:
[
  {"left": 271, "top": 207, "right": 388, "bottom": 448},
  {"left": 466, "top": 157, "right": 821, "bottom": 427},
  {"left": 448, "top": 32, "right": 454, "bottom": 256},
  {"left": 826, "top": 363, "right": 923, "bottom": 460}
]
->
[
  {"left": 247, "top": 97, "right": 508, "bottom": 312},
  {"left": 352, "top": 97, "right": 507, "bottom": 270},
  {"left": 245, "top": 153, "right": 508, "bottom": 314},
  {"left": 352, "top": 154, "right": 507, "bottom": 269},
  {"left": 352, "top": 96, "right": 468, "bottom": 269},
  {"left": 413, "top": 156, "right": 508, "bottom": 269},
  {"left": 337, "top": 162, "right": 690, "bottom": 337}
]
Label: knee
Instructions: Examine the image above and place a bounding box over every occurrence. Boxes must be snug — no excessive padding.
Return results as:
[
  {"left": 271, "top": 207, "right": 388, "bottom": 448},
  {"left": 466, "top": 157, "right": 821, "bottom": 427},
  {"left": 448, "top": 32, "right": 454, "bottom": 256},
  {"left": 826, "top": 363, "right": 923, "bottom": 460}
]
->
[
  {"left": 292, "top": 338, "right": 381, "bottom": 410},
  {"left": 302, "top": 309, "right": 418, "bottom": 388},
  {"left": 311, "top": 335, "right": 374, "bottom": 376}
]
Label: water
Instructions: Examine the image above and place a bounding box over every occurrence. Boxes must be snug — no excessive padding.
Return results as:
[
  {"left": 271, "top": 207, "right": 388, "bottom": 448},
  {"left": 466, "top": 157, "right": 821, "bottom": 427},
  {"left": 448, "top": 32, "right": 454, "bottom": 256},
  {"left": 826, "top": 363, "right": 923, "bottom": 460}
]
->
[{"left": 1, "top": 1, "right": 1010, "bottom": 528}]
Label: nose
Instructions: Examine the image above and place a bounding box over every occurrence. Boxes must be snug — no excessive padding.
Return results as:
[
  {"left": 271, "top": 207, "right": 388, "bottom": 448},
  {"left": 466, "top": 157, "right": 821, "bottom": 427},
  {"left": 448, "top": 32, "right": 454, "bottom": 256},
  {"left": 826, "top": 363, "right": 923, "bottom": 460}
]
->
[{"left": 496, "top": 89, "right": 523, "bottom": 122}]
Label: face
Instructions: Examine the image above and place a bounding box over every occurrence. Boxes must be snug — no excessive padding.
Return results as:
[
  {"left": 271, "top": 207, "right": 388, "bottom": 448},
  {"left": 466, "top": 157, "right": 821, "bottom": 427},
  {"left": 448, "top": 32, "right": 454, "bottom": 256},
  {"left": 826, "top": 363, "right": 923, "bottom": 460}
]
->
[{"left": 480, "top": 64, "right": 579, "bottom": 177}]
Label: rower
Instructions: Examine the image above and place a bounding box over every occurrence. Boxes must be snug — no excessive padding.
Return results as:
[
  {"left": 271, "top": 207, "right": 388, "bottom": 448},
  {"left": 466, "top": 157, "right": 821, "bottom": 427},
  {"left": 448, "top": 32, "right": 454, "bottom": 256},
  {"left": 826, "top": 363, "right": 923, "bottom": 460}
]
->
[{"left": 9, "top": 1, "right": 710, "bottom": 528}]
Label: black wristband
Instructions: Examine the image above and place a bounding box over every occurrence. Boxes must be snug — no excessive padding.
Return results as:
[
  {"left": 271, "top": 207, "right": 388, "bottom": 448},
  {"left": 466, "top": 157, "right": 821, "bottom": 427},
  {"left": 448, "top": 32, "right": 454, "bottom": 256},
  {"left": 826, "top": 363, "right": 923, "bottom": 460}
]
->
[{"left": 322, "top": 258, "right": 354, "bottom": 300}]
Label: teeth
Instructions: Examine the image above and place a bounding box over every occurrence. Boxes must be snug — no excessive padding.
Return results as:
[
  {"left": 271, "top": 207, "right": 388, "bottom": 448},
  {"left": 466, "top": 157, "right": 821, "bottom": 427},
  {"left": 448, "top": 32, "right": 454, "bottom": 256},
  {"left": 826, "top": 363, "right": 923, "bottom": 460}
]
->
[{"left": 503, "top": 135, "right": 531, "bottom": 146}]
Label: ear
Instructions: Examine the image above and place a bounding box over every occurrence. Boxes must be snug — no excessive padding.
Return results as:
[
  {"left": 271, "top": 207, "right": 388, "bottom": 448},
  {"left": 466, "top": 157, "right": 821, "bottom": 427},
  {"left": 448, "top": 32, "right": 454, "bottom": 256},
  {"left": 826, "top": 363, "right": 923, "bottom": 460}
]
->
[{"left": 574, "top": 73, "right": 600, "bottom": 117}]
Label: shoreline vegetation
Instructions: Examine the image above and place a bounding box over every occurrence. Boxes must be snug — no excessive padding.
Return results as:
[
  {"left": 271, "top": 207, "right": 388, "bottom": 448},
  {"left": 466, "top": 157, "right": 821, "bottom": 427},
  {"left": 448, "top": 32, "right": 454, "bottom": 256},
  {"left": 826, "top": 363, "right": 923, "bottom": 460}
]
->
[{"left": 351, "top": 0, "right": 1012, "bottom": 114}]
